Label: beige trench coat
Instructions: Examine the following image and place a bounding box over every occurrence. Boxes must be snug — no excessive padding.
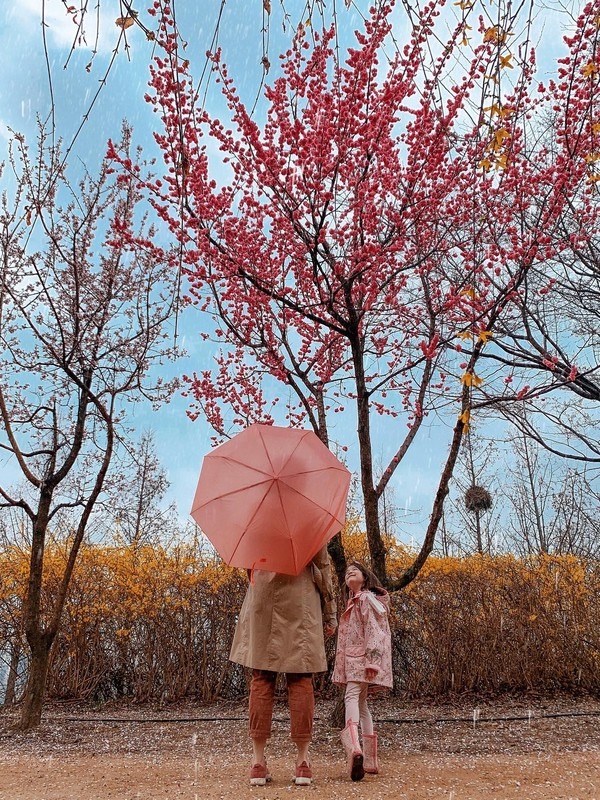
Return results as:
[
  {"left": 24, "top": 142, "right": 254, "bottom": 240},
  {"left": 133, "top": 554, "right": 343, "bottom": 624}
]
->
[{"left": 229, "top": 545, "right": 337, "bottom": 674}]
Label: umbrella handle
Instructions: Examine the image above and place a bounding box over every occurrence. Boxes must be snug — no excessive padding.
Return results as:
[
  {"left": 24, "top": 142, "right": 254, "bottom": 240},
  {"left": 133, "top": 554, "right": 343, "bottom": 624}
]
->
[{"left": 249, "top": 558, "right": 267, "bottom": 584}]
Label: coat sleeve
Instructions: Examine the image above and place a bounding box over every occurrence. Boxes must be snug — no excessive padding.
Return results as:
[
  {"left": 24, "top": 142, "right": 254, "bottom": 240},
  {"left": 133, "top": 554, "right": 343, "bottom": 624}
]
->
[
  {"left": 361, "top": 592, "right": 390, "bottom": 675},
  {"left": 310, "top": 545, "right": 338, "bottom": 629}
]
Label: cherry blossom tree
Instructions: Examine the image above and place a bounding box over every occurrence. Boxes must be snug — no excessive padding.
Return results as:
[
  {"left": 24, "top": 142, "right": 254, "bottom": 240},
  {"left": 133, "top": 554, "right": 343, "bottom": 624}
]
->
[
  {"left": 0, "top": 123, "right": 181, "bottom": 730},
  {"left": 458, "top": 21, "right": 600, "bottom": 464},
  {"left": 132, "top": 0, "right": 600, "bottom": 585}
]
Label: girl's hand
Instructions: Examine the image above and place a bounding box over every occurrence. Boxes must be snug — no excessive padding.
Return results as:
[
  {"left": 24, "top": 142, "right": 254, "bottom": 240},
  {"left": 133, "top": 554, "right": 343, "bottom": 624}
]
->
[{"left": 365, "top": 668, "right": 377, "bottom": 681}]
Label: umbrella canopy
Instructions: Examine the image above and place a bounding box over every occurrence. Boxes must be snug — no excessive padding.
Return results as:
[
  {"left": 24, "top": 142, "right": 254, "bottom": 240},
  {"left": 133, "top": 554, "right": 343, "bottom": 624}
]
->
[{"left": 190, "top": 424, "right": 351, "bottom": 575}]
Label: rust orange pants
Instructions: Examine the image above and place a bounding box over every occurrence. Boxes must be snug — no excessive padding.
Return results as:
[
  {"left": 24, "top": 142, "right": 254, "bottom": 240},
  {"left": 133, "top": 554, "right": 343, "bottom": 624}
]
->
[{"left": 249, "top": 669, "right": 314, "bottom": 743}]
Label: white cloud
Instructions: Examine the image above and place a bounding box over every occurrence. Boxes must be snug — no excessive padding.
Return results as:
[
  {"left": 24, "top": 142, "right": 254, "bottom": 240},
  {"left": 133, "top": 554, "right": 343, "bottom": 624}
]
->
[{"left": 13, "top": 0, "right": 117, "bottom": 54}]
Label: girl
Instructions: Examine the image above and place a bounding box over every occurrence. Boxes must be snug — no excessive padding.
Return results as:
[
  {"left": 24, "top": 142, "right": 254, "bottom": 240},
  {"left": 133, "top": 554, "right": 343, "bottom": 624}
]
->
[{"left": 332, "top": 561, "right": 392, "bottom": 781}]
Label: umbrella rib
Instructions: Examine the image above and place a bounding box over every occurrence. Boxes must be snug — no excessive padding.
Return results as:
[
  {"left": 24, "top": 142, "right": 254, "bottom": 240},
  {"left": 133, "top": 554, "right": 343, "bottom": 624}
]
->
[
  {"left": 193, "top": 477, "right": 273, "bottom": 510},
  {"left": 276, "top": 474, "right": 349, "bottom": 520},
  {"left": 275, "top": 480, "right": 298, "bottom": 574},
  {"left": 279, "top": 465, "right": 348, "bottom": 478},
  {"left": 257, "top": 427, "right": 309, "bottom": 474},
  {"left": 215, "top": 454, "right": 274, "bottom": 477},
  {"left": 227, "top": 479, "right": 283, "bottom": 564}
]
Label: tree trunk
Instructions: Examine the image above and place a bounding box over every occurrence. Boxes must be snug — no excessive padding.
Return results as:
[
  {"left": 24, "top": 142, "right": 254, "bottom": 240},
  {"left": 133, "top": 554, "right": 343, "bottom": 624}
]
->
[
  {"left": 475, "top": 510, "right": 483, "bottom": 554},
  {"left": 2, "top": 638, "right": 22, "bottom": 707},
  {"left": 19, "top": 636, "right": 53, "bottom": 731},
  {"left": 393, "top": 385, "right": 472, "bottom": 590},
  {"left": 327, "top": 531, "right": 347, "bottom": 587},
  {"left": 348, "top": 328, "right": 387, "bottom": 583},
  {"left": 328, "top": 688, "right": 346, "bottom": 729}
]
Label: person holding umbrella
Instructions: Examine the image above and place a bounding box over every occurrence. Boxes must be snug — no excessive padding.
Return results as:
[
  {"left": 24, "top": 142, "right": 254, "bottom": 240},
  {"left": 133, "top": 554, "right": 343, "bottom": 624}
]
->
[
  {"left": 229, "top": 543, "right": 338, "bottom": 786},
  {"left": 191, "top": 424, "right": 352, "bottom": 786}
]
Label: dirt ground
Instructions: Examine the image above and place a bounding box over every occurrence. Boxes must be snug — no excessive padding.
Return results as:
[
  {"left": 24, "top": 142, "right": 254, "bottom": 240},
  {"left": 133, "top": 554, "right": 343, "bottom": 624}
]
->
[{"left": 1, "top": 695, "right": 600, "bottom": 800}]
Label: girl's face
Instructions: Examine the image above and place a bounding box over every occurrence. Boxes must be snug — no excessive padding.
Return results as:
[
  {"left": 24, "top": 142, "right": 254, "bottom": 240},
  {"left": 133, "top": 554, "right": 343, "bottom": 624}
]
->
[{"left": 345, "top": 564, "right": 365, "bottom": 593}]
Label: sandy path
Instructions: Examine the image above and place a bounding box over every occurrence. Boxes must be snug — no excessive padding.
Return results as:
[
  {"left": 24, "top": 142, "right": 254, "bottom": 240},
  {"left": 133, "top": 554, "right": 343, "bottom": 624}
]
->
[
  {"left": 1, "top": 697, "right": 599, "bottom": 799},
  {"left": 1, "top": 750, "right": 599, "bottom": 800}
]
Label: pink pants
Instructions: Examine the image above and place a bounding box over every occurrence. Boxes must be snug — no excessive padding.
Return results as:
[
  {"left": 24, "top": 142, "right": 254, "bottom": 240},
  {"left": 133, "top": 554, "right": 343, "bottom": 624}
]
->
[
  {"left": 249, "top": 669, "right": 314, "bottom": 743},
  {"left": 344, "top": 681, "right": 374, "bottom": 735}
]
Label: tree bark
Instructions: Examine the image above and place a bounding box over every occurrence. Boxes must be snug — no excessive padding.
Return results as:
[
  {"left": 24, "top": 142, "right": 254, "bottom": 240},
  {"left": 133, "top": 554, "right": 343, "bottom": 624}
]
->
[
  {"left": 348, "top": 327, "right": 387, "bottom": 583},
  {"left": 2, "top": 638, "right": 22, "bottom": 707},
  {"left": 327, "top": 531, "right": 347, "bottom": 587},
  {"left": 19, "top": 635, "right": 53, "bottom": 731},
  {"left": 475, "top": 510, "right": 483, "bottom": 554}
]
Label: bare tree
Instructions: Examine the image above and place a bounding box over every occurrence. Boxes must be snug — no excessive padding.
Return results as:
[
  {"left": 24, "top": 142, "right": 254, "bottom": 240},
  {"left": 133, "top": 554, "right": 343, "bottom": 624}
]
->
[
  {"left": 470, "top": 99, "right": 600, "bottom": 465},
  {"left": 0, "top": 510, "right": 28, "bottom": 706},
  {"left": 501, "top": 430, "right": 600, "bottom": 557},
  {"left": 108, "top": 431, "right": 175, "bottom": 547},
  {"left": 440, "top": 437, "right": 502, "bottom": 556},
  {"left": 0, "top": 123, "right": 181, "bottom": 729}
]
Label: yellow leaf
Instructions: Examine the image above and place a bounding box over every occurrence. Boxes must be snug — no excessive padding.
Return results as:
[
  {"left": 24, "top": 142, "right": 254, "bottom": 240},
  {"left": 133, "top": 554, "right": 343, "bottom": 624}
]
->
[
  {"left": 585, "top": 152, "right": 600, "bottom": 163},
  {"left": 483, "top": 26, "right": 510, "bottom": 44},
  {"left": 492, "top": 127, "right": 510, "bottom": 148},
  {"left": 115, "top": 15, "right": 135, "bottom": 29},
  {"left": 461, "top": 372, "right": 484, "bottom": 387},
  {"left": 458, "top": 410, "right": 471, "bottom": 430},
  {"left": 497, "top": 106, "right": 514, "bottom": 119},
  {"left": 489, "top": 130, "right": 508, "bottom": 148},
  {"left": 478, "top": 330, "right": 493, "bottom": 343},
  {"left": 593, "top": 122, "right": 600, "bottom": 135},
  {"left": 499, "top": 54, "right": 514, "bottom": 69},
  {"left": 484, "top": 102, "right": 502, "bottom": 117},
  {"left": 457, "top": 331, "right": 474, "bottom": 340},
  {"left": 479, "top": 157, "right": 493, "bottom": 170},
  {"left": 528, "top": 614, "right": 537, "bottom": 622},
  {"left": 460, "top": 286, "right": 478, "bottom": 299},
  {"left": 454, "top": 0, "right": 474, "bottom": 7},
  {"left": 582, "top": 61, "right": 598, "bottom": 78}
]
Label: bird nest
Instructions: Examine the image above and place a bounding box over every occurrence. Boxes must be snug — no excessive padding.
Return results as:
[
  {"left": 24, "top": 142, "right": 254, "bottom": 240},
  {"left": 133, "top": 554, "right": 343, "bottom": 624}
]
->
[{"left": 464, "top": 485, "right": 493, "bottom": 511}]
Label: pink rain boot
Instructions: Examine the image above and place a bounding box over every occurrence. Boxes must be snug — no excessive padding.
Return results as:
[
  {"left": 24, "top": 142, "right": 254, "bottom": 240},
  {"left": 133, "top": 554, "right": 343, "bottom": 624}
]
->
[
  {"left": 339, "top": 721, "right": 364, "bottom": 781},
  {"left": 363, "top": 733, "right": 378, "bottom": 774}
]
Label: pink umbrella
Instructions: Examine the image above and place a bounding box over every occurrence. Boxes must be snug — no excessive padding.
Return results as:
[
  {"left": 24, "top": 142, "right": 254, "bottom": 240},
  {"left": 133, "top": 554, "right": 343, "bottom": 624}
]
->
[{"left": 190, "top": 424, "right": 351, "bottom": 575}]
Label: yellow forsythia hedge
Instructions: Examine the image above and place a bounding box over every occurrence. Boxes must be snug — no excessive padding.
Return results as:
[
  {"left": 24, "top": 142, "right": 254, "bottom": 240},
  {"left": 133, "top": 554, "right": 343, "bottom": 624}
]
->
[{"left": 1, "top": 539, "right": 599, "bottom": 702}]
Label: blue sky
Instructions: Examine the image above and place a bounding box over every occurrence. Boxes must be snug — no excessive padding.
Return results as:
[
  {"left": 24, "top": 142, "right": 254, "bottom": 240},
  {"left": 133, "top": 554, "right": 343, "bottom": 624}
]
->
[{"left": 0, "top": 0, "right": 576, "bottom": 536}]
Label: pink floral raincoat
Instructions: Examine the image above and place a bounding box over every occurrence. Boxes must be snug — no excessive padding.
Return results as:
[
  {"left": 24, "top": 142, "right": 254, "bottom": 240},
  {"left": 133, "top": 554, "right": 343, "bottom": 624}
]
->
[{"left": 332, "top": 587, "right": 393, "bottom": 689}]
